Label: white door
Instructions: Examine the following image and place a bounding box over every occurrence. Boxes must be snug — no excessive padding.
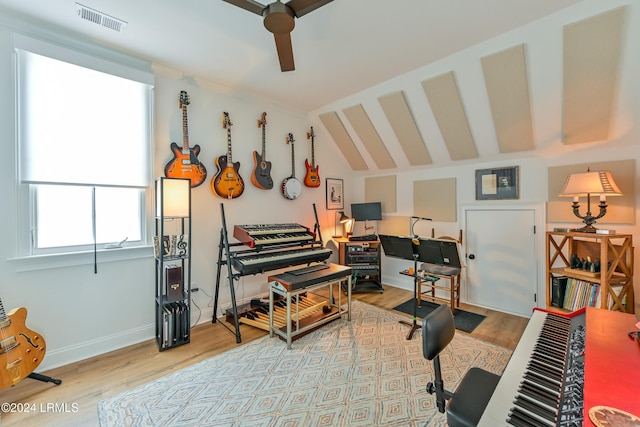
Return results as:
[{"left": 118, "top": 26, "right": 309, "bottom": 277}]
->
[{"left": 464, "top": 208, "right": 538, "bottom": 317}]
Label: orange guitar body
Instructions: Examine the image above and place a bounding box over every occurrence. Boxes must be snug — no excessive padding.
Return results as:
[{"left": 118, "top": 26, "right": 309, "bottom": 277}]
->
[
  {"left": 212, "top": 156, "right": 245, "bottom": 199},
  {"left": 0, "top": 305, "right": 46, "bottom": 389},
  {"left": 164, "top": 143, "right": 207, "bottom": 187},
  {"left": 303, "top": 160, "right": 320, "bottom": 188}
]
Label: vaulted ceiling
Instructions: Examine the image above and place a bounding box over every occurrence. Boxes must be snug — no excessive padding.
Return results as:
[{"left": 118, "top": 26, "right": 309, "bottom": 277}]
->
[
  {"left": 2, "top": 0, "right": 628, "bottom": 175},
  {"left": 0, "top": 0, "right": 580, "bottom": 112}
]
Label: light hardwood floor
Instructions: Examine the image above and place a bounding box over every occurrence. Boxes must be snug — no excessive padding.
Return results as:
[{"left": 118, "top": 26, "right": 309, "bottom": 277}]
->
[{"left": 0, "top": 286, "right": 528, "bottom": 426}]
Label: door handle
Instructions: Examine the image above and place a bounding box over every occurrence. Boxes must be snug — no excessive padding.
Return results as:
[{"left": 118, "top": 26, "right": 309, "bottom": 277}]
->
[{"left": 468, "top": 253, "right": 475, "bottom": 260}]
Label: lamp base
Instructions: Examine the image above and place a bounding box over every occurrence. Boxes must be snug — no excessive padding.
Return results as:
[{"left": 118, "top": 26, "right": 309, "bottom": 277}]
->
[{"left": 571, "top": 224, "right": 598, "bottom": 233}]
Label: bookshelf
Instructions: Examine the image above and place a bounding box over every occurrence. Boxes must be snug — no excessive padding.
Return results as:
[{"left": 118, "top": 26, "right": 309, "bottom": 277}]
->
[{"left": 545, "top": 231, "right": 634, "bottom": 313}]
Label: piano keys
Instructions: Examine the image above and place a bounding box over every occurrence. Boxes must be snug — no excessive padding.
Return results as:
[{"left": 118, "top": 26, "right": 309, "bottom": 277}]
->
[
  {"left": 233, "top": 223, "right": 315, "bottom": 248},
  {"left": 479, "top": 307, "right": 640, "bottom": 427},
  {"left": 231, "top": 246, "right": 331, "bottom": 275}
]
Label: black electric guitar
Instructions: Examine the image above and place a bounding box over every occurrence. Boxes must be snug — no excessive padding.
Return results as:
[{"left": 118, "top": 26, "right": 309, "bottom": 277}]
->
[
  {"left": 164, "top": 91, "right": 207, "bottom": 187},
  {"left": 211, "top": 112, "right": 245, "bottom": 199},
  {"left": 304, "top": 126, "right": 320, "bottom": 188},
  {"left": 251, "top": 112, "right": 273, "bottom": 190},
  {"left": 0, "top": 298, "right": 46, "bottom": 389}
]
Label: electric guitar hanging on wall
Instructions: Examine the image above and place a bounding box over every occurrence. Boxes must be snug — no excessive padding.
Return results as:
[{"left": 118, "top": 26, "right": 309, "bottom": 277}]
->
[
  {"left": 304, "top": 126, "right": 320, "bottom": 188},
  {"left": 211, "top": 112, "right": 245, "bottom": 199},
  {"left": 251, "top": 112, "right": 273, "bottom": 190},
  {"left": 281, "top": 133, "right": 302, "bottom": 200},
  {"left": 0, "top": 298, "right": 46, "bottom": 389},
  {"left": 164, "top": 91, "right": 207, "bottom": 187}
]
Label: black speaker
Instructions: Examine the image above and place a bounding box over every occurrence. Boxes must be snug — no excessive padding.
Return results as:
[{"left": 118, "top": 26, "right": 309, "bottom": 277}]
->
[
  {"left": 165, "top": 265, "right": 183, "bottom": 303},
  {"left": 551, "top": 276, "right": 568, "bottom": 308}
]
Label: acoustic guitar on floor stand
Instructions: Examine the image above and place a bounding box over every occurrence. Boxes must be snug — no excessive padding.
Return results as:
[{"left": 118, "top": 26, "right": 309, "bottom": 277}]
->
[{"left": 0, "top": 298, "right": 60, "bottom": 389}]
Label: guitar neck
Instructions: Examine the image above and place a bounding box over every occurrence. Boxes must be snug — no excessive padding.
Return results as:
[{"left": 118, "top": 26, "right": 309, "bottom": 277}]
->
[
  {"left": 182, "top": 105, "right": 189, "bottom": 151},
  {"left": 308, "top": 127, "right": 316, "bottom": 167},
  {"left": 291, "top": 142, "right": 295, "bottom": 177},
  {"left": 227, "top": 128, "right": 233, "bottom": 164},
  {"left": 0, "top": 299, "right": 7, "bottom": 325}
]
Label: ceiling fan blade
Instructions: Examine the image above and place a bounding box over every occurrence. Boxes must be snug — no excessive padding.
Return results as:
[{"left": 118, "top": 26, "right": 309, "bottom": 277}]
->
[
  {"left": 274, "top": 32, "right": 295, "bottom": 72},
  {"left": 223, "top": 0, "right": 265, "bottom": 16},
  {"left": 285, "top": 0, "right": 333, "bottom": 18}
]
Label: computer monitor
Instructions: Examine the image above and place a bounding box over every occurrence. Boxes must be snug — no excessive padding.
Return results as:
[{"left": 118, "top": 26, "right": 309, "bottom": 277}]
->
[{"left": 350, "top": 202, "right": 382, "bottom": 221}]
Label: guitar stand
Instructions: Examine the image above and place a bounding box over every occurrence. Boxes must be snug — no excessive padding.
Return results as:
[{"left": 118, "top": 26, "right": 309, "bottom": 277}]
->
[
  {"left": 28, "top": 372, "right": 62, "bottom": 385},
  {"left": 399, "top": 255, "right": 422, "bottom": 340}
]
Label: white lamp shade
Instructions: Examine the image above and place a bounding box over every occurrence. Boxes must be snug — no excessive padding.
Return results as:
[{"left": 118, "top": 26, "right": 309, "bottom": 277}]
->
[
  {"left": 156, "top": 178, "right": 190, "bottom": 217},
  {"left": 558, "top": 170, "right": 622, "bottom": 197}
]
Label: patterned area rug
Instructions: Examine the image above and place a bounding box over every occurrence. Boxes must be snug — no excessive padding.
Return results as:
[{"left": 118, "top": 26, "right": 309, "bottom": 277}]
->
[
  {"left": 98, "top": 301, "right": 511, "bottom": 427},
  {"left": 393, "top": 300, "right": 486, "bottom": 333}
]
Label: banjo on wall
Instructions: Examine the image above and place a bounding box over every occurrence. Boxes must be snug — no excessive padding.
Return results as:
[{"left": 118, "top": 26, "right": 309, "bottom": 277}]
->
[{"left": 281, "top": 132, "right": 302, "bottom": 200}]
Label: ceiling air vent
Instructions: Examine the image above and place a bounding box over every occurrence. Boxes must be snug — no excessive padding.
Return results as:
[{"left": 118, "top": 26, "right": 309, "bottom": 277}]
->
[{"left": 75, "top": 3, "right": 127, "bottom": 32}]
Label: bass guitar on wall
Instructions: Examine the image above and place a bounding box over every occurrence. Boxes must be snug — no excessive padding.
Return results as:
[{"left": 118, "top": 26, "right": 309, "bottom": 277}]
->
[
  {"left": 0, "top": 298, "right": 46, "bottom": 389},
  {"left": 212, "top": 112, "right": 245, "bottom": 199},
  {"left": 304, "top": 126, "right": 320, "bottom": 188},
  {"left": 251, "top": 112, "right": 273, "bottom": 190},
  {"left": 164, "top": 91, "right": 207, "bottom": 187}
]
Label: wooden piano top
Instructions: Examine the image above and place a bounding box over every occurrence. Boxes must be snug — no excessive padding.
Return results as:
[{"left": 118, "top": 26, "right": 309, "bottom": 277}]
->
[{"left": 584, "top": 307, "right": 640, "bottom": 425}]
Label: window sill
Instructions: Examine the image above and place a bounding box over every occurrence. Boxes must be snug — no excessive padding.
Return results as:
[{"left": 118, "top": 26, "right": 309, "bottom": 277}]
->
[{"left": 8, "top": 245, "right": 153, "bottom": 272}]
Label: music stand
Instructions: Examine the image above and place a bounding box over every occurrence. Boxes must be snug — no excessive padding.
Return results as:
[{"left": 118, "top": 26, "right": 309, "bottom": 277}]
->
[{"left": 379, "top": 235, "right": 434, "bottom": 339}]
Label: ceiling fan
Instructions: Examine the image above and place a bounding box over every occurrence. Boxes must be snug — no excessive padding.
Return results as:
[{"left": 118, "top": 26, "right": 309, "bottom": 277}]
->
[{"left": 223, "top": 0, "right": 334, "bottom": 72}]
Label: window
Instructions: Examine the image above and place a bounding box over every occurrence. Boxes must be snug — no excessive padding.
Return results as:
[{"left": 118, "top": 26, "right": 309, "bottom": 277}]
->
[{"left": 14, "top": 34, "right": 153, "bottom": 259}]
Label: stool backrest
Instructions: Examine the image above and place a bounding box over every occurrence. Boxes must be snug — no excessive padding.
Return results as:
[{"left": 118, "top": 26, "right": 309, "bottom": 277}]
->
[{"left": 422, "top": 304, "right": 455, "bottom": 360}]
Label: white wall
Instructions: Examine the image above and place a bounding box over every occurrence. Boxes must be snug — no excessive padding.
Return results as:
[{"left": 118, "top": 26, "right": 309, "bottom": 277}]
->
[
  {"left": 0, "top": 21, "right": 351, "bottom": 370},
  {"left": 1, "top": 0, "right": 639, "bottom": 371},
  {"left": 309, "top": 0, "right": 640, "bottom": 313}
]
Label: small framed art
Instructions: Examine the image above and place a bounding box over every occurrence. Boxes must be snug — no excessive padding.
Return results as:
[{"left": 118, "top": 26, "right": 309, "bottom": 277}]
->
[
  {"left": 326, "top": 178, "right": 344, "bottom": 210},
  {"left": 475, "top": 166, "right": 519, "bottom": 200}
]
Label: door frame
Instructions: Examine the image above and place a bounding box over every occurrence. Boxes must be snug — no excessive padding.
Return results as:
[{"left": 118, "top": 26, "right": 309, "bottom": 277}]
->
[{"left": 460, "top": 202, "right": 547, "bottom": 314}]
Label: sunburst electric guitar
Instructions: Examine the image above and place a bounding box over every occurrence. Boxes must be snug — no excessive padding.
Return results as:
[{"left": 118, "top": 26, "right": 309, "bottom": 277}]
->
[
  {"left": 251, "top": 112, "right": 273, "bottom": 190},
  {"left": 0, "top": 298, "right": 46, "bottom": 389},
  {"left": 164, "top": 91, "right": 207, "bottom": 187},
  {"left": 212, "top": 112, "right": 245, "bottom": 199},
  {"left": 304, "top": 126, "right": 320, "bottom": 187}
]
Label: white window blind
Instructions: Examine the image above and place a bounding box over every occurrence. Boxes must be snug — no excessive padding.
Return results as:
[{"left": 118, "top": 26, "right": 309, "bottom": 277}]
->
[{"left": 15, "top": 35, "right": 153, "bottom": 188}]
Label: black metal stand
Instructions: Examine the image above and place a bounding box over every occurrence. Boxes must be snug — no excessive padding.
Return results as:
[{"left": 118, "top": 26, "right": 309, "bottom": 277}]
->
[
  {"left": 398, "top": 254, "right": 421, "bottom": 340},
  {"left": 28, "top": 372, "right": 62, "bottom": 385}
]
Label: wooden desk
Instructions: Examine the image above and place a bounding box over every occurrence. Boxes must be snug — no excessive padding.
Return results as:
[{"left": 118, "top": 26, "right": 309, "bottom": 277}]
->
[{"left": 268, "top": 263, "right": 352, "bottom": 349}]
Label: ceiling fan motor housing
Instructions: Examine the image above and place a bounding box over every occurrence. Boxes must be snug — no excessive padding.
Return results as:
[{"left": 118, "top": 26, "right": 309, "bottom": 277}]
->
[{"left": 263, "top": 1, "right": 295, "bottom": 34}]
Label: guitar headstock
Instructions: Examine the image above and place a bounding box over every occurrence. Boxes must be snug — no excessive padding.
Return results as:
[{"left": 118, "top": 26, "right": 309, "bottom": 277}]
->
[
  {"left": 222, "top": 112, "right": 232, "bottom": 129},
  {"left": 307, "top": 126, "right": 315, "bottom": 140},
  {"left": 287, "top": 132, "right": 295, "bottom": 145},
  {"left": 257, "top": 112, "right": 267, "bottom": 128},
  {"left": 179, "top": 91, "right": 190, "bottom": 108}
]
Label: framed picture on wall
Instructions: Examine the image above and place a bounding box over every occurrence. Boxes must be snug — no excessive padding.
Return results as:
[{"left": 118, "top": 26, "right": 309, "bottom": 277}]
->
[
  {"left": 475, "top": 166, "right": 519, "bottom": 200},
  {"left": 326, "top": 178, "right": 344, "bottom": 210}
]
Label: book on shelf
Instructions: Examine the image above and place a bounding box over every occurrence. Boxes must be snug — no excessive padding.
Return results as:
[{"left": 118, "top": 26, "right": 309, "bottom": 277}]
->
[{"left": 562, "top": 277, "right": 627, "bottom": 310}]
